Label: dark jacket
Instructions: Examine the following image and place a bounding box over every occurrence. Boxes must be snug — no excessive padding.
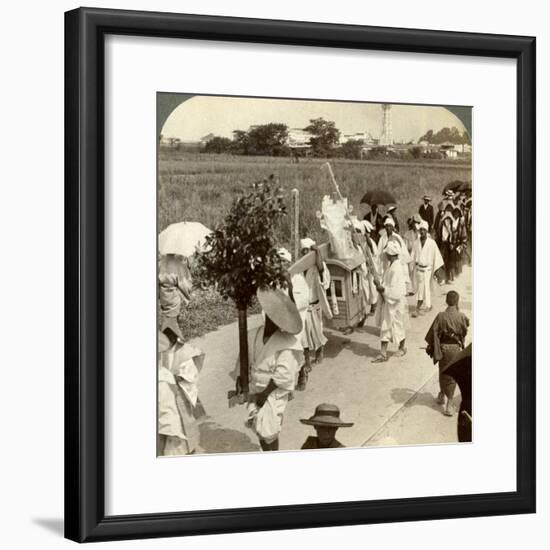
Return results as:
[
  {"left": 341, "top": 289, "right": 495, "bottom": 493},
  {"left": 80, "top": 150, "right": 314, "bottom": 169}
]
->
[
  {"left": 419, "top": 203, "right": 434, "bottom": 230},
  {"left": 301, "top": 436, "right": 344, "bottom": 449},
  {"left": 425, "top": 306, "right": 470, "bottom": 364}
]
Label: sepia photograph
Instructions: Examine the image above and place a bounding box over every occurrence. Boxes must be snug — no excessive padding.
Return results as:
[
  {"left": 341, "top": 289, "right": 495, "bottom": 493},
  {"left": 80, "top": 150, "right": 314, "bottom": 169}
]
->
[{"left": 157, "top": 94, "right": 473, "bottom": 456}]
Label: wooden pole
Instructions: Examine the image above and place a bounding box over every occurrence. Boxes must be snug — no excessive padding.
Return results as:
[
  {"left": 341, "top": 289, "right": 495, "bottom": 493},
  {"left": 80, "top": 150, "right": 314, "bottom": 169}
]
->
[
  {"left": 237, "top": 308, "right": 249, "bottom": 396},
  {"left": 292, "top": 188, "right": 299, "bottom": 261}
]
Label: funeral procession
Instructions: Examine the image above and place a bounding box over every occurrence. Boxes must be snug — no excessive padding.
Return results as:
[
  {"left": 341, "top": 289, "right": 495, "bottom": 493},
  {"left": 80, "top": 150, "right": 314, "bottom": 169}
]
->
[{"left": 157, "top": 97, "right": 473, "bottom": 456}]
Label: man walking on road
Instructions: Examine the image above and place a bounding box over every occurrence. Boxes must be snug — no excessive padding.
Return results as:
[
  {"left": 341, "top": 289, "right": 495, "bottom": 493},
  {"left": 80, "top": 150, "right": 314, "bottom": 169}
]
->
[
  {"left": 411, "top": 220, "right": 444, "bottom": 317},
  {"left": 372, "top": 241, "right": 408, "bottom": 363},
  {"left": 424, "top": 290, "right": 470, "bottom": 416}
]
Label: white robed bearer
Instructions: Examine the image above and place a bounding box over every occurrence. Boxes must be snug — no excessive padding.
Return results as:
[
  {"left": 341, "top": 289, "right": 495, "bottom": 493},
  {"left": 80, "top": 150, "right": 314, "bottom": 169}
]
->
[
  {"left": 278, "top": 246, "right": 313, "bottom": 391},
  {"left": 299, "top": 238, "right": 332, "bottom": 364},
  {"left": 372, "top": 240, "right": 409, "bottom": 363},
  {"left": 352, "top": 220, "right": 380, "bottom": 317},
  {"left": 411, "top": 220, "right": 445, "bottom": 317},
  {"left": 377, "top": 217, "right": 412, "bottom": 286}
]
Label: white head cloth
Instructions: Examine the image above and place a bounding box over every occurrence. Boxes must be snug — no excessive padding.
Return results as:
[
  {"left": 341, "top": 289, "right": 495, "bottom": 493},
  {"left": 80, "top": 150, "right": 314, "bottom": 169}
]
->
[
  {"left": 419, "top": 220, "right": 429, "bottom": 231},
  {"left": 277, "top": 247, "right": 292, "bottom": 263},
  {"left": 384, "top": 240, "right": 401, "bottom": 256},
  {"left": 300, "top": 237, "right": 316, "bottom": 249}
]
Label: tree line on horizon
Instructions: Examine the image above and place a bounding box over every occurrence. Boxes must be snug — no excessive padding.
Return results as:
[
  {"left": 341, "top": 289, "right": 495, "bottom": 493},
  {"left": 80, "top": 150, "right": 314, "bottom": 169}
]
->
[{"left": 199, "top": 118, "right": 471, "bottom": 160}]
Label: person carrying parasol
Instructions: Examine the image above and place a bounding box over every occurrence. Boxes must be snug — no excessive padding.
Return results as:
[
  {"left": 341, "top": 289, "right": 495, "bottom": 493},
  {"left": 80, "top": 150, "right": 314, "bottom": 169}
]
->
[
  {"left": 385, "top": 204, "right": 401, "bottom": 234},
  {"left": 361, "top": 188, "right": 397, "bottom": 243},
  {"left": 158, "top": 254, "right": 192, "bottom": 343},
  {"left": 158, "top": 221, "right": 211, "bottom": 343}
]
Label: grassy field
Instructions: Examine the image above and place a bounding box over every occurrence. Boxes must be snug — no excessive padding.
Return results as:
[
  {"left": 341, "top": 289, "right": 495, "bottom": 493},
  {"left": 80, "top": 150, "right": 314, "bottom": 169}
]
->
[
  {"left": 159, "top": 151, "right": 471, "bottom": 339},
  {"left": 159, "top": 152, "right": 471, "bottom": 245}
]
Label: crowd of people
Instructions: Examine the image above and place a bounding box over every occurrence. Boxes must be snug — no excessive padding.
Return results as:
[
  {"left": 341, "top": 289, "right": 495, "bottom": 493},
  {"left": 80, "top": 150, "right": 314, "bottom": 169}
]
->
[{"left": 157, "top": 186, "right": 472, "bottom": 455}]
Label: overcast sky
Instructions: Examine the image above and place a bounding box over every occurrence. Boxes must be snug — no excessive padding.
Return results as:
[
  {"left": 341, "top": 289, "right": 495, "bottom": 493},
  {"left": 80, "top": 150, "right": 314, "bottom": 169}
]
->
[{"left": 161, "top": 95, "right": 467, "bottom": 143}]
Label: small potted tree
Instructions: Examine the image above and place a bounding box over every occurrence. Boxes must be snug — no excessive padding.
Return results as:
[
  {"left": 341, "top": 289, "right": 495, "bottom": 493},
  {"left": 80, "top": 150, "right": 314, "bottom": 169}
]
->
[{"left": 198, "top": 177, "right": 288, "bottom": 398}]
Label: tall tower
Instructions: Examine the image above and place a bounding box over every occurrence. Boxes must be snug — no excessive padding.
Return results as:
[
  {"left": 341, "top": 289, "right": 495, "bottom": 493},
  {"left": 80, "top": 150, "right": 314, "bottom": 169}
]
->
[{"left": 380, "top": 103, "right": 393, "bottom": 146}]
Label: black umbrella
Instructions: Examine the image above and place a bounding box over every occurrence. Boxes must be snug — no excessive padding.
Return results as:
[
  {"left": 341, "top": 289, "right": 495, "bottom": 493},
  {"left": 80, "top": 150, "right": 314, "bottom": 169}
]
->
[
  {"left": 442, "top": 344, "right": 472, "bottom": 442},
  {"left": 360, "top": 189, "right": 397, "bottom": 206},
  {"left": 442, "top": 180, "right": 465, "bottom": 195},
  {"left": 457, "top": 180, "right": 472, "bottom": 192}
]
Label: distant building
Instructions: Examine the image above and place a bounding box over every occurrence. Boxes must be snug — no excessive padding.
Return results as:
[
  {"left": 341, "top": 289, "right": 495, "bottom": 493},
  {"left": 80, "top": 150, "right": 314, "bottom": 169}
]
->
[
  {"left": 439, "top": 142, "right": 459, "bottom": 158},
  {"left": 339, "top": 131, "right": 376, "bottom": 144},
  {"left": 287, "top": 128, "right": 313, "bottom": 148},
  {"left": 455, "top": 143, "right": 472, "bottom": 154}
]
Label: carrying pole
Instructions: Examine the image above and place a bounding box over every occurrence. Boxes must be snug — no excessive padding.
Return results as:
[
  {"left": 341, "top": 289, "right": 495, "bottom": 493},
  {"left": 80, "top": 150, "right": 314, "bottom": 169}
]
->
[{"left": 323, "top": 162, "right": 382, "bottom": 288}]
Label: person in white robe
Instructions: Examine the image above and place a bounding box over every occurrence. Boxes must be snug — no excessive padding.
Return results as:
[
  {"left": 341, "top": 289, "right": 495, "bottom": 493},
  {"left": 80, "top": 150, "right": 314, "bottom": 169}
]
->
[
  {"left": 377, "top": 217, "right": 412, "bottom": 290},
  {"left": 411, "top": 220, "right": 445, "bottom": 317},
  {"left": 158, "top": 332, "right": 204, "bottom": 455},
  {"left": 372, "top": 241, "right": 408, "bottom": 362},
  {"left": 403, "top": 215, "right": 422, "bottom": 295},
  {"left": 351, "top": 220, "right": 380, "bottom": 317},
  {"left": 278, "top": 247, "right": 312, "bottom": 391},
  {"left": 241, "top": 289, "right": 304, "bottom": 451},
  {"left": 299, "top": 238, "right": 332, "bottom": 365}
]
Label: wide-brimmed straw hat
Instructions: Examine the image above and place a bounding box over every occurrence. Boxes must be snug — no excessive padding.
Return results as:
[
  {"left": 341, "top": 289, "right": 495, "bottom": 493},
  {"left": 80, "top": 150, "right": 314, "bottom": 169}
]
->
[
  {"left": 423, "top": 195, "right": 432, "bottom": 201},
  {"left": 257, "top": 288, "right": 303, "bottom": 335},
  {"left": 300, "top": 403, "right": 354, "bottom": 428}
]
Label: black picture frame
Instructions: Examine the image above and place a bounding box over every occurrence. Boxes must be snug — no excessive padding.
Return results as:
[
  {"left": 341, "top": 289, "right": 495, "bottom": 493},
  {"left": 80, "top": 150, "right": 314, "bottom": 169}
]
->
[{"left": 65, "top": 7, "right": 536, "bottom": 543}]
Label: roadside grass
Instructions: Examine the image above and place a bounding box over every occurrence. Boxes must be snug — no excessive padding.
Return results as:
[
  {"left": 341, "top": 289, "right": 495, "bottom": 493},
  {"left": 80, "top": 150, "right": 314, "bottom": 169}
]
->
[{"left": 177, "top": 287, "right": 261, "bottom": 341}]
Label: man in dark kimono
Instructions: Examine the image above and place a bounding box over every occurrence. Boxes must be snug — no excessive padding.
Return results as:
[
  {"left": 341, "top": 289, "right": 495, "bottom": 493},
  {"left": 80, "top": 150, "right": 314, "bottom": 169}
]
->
[
  {"left": 386, "top": 204, "right": 401, "bottom": 233},
  {"left": 364, "top": 204, "right": 385, "bottom": 243},
  {"left": 418, "top": 195, "right": 434, "bottom": 231},
  {"left": 300, "top": 403, "right": 354, "bottom": 449},
  {"left": 424, "top": 291, "right": 470, "bottom": 416}
]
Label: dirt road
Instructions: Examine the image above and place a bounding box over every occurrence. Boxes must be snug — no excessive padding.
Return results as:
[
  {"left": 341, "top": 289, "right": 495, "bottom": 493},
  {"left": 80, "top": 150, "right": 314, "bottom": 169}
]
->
[{"left": 190, "top": 266, "right": 472, "bottom": 453}]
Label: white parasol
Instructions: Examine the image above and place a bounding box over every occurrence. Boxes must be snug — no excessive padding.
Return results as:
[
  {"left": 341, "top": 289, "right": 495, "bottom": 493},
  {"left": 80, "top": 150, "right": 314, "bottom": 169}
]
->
[{"left": 158, "top": 222, "right": 212, "bottom": 257}]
